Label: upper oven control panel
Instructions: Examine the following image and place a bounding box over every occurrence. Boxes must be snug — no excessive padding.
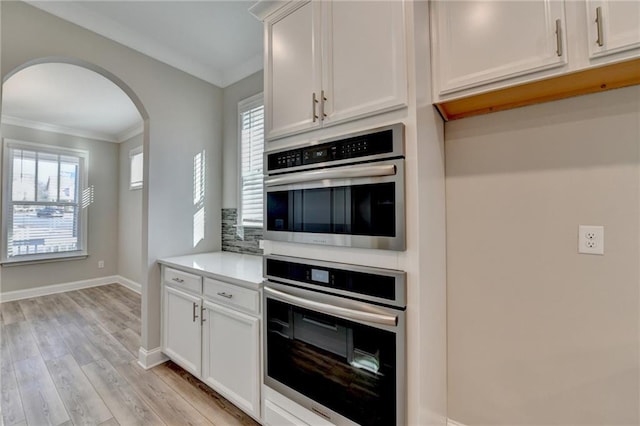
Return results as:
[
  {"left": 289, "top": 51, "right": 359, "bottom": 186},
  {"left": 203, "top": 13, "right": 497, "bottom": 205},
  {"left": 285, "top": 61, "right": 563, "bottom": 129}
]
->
[{"left": 266, "top": 123, "right": 404, "bottom": 173}]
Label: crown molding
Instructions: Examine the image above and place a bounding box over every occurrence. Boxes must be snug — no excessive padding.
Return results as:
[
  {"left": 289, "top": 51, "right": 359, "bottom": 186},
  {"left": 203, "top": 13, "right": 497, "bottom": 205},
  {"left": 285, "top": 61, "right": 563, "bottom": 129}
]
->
[
  {"left": 249, "top": 0, "right": 291, "bottom": 21},
  {"left": 221, "top": 54, "right": 264, "bottom": 88},
  {"left": 116, "top": 122, "right": 144, "bottom": 143},
  {"left": 1, "top": 115, "right": 121, "bottom": 143},
  {"left": 25, "top": 1, "right": 262, "bottom": 88}
]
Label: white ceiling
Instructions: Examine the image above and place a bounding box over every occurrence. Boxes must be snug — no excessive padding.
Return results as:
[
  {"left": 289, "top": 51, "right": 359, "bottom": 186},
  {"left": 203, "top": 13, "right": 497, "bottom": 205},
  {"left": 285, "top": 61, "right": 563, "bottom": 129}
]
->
[
  {"left": 2, "top": 63, "right": 143, "bottom": 142},
  {"left": 27, "top": 0, "right": 264, "bottom": 88},
  {"left": 2, "top": 1, "right": 264, "bottom": 142}
]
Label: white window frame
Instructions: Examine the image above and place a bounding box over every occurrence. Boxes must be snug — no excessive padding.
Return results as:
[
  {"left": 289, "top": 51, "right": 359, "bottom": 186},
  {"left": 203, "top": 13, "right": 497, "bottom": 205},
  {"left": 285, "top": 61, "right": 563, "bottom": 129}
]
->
[
  {"left": 1, "top": 139, "right": 89, "bottom": 264},
  {"left": 237, "top": 93, "right": 264, "bottom": 228},
  {"left": 129, "top": 145, "right": 143, "bottom": 190}
]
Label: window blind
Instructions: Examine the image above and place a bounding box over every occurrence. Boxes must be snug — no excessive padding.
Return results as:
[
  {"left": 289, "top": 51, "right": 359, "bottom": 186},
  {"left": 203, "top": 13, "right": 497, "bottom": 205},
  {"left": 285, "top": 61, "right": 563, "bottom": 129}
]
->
[
  {"left": 239, "top": 95, "right": 264, "bottom": 226},
  {"left": 4, "top": 143, "right": 87, "bottom": 261},
  {"left": 129, "top": 146, "right": 143, "bottom": 190}
]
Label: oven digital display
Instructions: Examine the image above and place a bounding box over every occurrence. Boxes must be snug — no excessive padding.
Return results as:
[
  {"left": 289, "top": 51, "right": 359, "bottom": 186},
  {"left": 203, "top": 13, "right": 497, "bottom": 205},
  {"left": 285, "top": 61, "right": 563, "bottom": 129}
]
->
[
  {"left": 304, "top": 147, "right": 329, "bottom": 164},
  {"left": 313, "top": 149, "right": 328, "bottom": 158},
  {"left": 311, "top": 268, "right": 329, "bottom": 283}
]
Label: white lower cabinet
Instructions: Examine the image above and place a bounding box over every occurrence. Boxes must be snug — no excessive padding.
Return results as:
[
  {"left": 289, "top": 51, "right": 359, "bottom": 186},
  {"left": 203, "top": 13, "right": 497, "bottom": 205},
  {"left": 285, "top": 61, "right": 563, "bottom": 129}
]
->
[
  {"left": 162, "top": 285, "right": 202, "bottom": 377},
  {"left": 201, "top": 300, "right": 260, "bottom": 419},
  {"left": 160, "top": 266, "right": 261, "bottom": 422}
]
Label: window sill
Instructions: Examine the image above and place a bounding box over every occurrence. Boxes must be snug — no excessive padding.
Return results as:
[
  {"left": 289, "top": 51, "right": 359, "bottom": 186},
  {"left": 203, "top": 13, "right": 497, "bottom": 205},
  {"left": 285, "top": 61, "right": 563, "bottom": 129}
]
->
[{"left": 0, "top": 252, "right": 88, "bottom": 267}]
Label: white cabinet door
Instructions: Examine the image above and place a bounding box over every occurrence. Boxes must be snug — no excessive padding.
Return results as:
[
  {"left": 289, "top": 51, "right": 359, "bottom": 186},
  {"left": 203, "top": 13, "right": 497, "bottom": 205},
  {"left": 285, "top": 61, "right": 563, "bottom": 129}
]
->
[
  {"left": 432, "top": 0, "right": 567, "bottom": 97},
  {"left": 266, "top": 0, "right": 322, "bottom": 140},
  {"left": 586, "top": 0, "right": 640, "bottom": 60},
  {"left": 162, "top": 286, "right": 202, "bottom": 377},
  {"left": 264, "top": 0, "right": 407, "bottom": 139},
  {"left": 201, "top": 301, "right": 260, "bottom": 419},
  {"left": 321, "top": 0, "right": 407, "bottom": 126}
]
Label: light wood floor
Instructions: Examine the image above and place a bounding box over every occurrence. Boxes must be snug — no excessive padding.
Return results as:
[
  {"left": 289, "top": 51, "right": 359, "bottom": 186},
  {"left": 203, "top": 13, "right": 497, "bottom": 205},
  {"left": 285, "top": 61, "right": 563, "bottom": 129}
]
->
[{"left": 0, "top": 284, "right": 260, "bottom": 426}]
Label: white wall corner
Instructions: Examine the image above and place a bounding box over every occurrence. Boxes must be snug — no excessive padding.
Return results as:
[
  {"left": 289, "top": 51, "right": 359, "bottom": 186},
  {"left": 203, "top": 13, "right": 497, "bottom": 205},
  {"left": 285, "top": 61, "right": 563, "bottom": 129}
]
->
[
  {"left": 0, "top": 275, "right": 119, "bottom": 302},
  {"left": 137, "top": 346, "right": 168, "bottom": 370},
  {"left": 448, "top": 419, "right": 468, "bottom": 426},
  {"left": 116, "top": 275, "right": 142, "bottom": 294}
]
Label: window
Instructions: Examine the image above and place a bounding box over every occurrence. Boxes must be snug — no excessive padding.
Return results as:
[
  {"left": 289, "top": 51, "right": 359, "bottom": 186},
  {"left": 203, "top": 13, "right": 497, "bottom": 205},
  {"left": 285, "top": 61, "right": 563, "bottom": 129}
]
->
[
  {"left": 238, "top": 93, "right": 264, "bottom": 227},
  {"left": 2, "top": 140, "right": 89, "bottom": 263},
  {"left": 129, "top": 145, "right": 143, "bottom": 190}
]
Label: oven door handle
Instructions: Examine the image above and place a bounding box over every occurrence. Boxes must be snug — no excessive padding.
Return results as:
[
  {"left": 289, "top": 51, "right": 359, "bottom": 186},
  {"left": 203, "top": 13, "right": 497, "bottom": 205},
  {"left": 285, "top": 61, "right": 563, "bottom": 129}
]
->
[
  {"left": 265, "top": 164, "right": 396, "bottom": 187},
  {"left": 264, "top": 286, "right": 398, "bottom": 327}
]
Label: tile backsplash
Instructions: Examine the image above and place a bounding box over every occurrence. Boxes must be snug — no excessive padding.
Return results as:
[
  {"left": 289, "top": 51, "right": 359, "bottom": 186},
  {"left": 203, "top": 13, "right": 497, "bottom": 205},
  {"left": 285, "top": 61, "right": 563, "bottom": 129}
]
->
[{"left": 221, "top": 208, "right": 263, "bottom": 255}]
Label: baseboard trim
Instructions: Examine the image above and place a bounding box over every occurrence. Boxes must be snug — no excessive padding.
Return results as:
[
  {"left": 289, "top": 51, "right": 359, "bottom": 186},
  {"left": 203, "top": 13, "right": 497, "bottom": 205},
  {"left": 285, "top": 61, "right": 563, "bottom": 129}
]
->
[
  {"left": 0, "top": 275, "right": 120, "bottom": 302},
  {"left": 138, "top": 346, "right": 168, "bottom": 370},
  {"left": 116, "top": 275, "right": 142, "bottom": 294},
  {"left": 448, "top": 419, "right": 467, "bottom": 426},
  {"left": 0, "top": 275, "right": 143, "bottom": 302}
]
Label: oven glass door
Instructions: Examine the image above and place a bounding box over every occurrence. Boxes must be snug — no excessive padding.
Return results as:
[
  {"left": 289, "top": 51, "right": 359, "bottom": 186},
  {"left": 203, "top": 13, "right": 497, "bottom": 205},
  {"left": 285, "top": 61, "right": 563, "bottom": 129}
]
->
[
  {"left": 265, "top": 295, "right": 398, "bottom": 425},
  {"left": 267, "top": 182, "right": 396, "bottom": 236},
  {"left": 265, "top": 159, "right": 403, "bottom": 240}
]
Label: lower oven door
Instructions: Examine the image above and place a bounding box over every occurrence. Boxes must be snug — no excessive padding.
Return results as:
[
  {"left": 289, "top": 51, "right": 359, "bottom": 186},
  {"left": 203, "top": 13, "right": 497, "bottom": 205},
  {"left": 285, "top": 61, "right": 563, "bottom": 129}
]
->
[
  {"left": 263, "top": 282, "right": 406, "bottom": 426},
  {"left": 264, "top": 158, "right": 405, "bottom": 251}
]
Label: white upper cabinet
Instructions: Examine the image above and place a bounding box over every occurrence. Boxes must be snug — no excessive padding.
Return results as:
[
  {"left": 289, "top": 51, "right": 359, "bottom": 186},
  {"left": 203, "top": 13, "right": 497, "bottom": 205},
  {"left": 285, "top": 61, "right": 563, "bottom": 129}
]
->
[
  {"left": 263, "top": 0, "right": 407, "bottom": 140},
  {"left": 266, "top": 1, "right": 322, "bottom": 139},
  {"left": 321, "top": 0, "right": 407, "bottom": 126},
  {"left": 431, "top": 0, "right": 567, "bottom": 98},
  {"left": 585, "top": 0, "right": 640, "bottom": 61}
]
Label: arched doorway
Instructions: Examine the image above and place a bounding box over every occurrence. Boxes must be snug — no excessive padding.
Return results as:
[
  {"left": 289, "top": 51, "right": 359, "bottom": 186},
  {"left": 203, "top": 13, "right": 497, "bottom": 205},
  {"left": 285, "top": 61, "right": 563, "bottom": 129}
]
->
[{"left": 1, "top": 58, "right": 150, "bottom": 359}]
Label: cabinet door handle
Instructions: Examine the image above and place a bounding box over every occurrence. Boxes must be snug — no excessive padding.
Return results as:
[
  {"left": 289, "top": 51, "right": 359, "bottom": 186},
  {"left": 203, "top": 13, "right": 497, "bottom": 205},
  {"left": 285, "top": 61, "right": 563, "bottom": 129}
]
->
[
  {"left": 192, "top": 302, "right": 199, "bottom": 322},
  {"left": 217, "top": 292, "right": 233, "bottom": 299},
  {"left": 554, "top": 19, "right": 563, "bottom": 57},
  {"left": 312, "top": 92, "right": 319, "bottom": 122},
  {"left": 200, "top": 305, "right": 206, "bottom": 325},
  {"left": 595, "top": 6, "right": 604, "bottom": 47},
  {"left": 172, "top": 277, "right": 184, "bottom": 283},
  {"left": 321, "top": 90, "right": 327, "bottom": 119}
]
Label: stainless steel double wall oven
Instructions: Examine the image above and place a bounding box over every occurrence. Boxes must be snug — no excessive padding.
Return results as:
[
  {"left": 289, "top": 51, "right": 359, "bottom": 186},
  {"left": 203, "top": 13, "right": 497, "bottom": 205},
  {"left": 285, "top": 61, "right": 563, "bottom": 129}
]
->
[
  {"left": 264, "top": 123, "right": 405, "bottom": 251},
  {"left": 263, "top": 124, "right": 407, "bottom": 425}
]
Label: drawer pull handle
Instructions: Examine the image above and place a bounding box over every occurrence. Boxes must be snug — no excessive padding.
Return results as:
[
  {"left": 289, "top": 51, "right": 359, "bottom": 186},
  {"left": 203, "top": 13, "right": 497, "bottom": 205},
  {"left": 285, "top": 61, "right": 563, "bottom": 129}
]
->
[
  {"left": 217, "top": 292, "right": 233, "bottom": 299},
  {"left": 172, "top": 277, "right": 185, "bottom": 283},
  {"left": 201, "top": 305, "right": 206, "bottom": 325},
  {"left": 192, "top": 302, "right": 199, "bottom": 322}
]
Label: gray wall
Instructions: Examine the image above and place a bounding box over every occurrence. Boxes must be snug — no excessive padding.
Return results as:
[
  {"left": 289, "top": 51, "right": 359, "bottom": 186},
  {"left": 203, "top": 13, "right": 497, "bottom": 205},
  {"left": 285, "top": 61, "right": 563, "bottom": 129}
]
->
[
  {"left": 446, "top": 86, "right": 639, "bottom": 425},
  {"left": 2, "top": 1, "right": 223, "bottom": 352},
  {"left": 0, "top": 124, "right": 119, "bottom": 292},
  {"left": 220, "top": 71, "right": 263, "bottom": 255},
  {"left": 118, "top": 133, "right": 143, "bottom": 285},
  {"left": 221, "top": 70, "right": 263, "bottom": 209}
]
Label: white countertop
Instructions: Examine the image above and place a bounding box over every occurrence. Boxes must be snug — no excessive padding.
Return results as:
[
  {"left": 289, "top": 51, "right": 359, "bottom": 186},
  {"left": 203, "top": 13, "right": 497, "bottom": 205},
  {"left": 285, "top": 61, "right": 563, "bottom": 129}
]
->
[{"left": 158, "top": 252, "right": 263, "bottom": 290}]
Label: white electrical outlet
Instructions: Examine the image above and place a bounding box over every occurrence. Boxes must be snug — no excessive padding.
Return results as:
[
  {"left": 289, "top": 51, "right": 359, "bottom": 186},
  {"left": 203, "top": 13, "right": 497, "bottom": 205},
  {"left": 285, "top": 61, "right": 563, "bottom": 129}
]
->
[
  {"left": 578, "top": 225, "right": 604, "bottom": 255},
  {"left": 98, "top": 260, "right": 105, "bottom": 268}
]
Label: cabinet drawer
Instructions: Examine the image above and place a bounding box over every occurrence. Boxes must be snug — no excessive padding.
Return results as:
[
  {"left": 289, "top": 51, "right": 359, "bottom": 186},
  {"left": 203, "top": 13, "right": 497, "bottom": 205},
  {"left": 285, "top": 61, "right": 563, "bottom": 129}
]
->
[
  {"left": 264, "top": 400, "right": 308, "bottom": 426},
  {"left": 164, "top": 267, "right": 202, "bottom": 294},
  {"left": 203, "top": 278, "right": 259, "bottom": 315}
]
